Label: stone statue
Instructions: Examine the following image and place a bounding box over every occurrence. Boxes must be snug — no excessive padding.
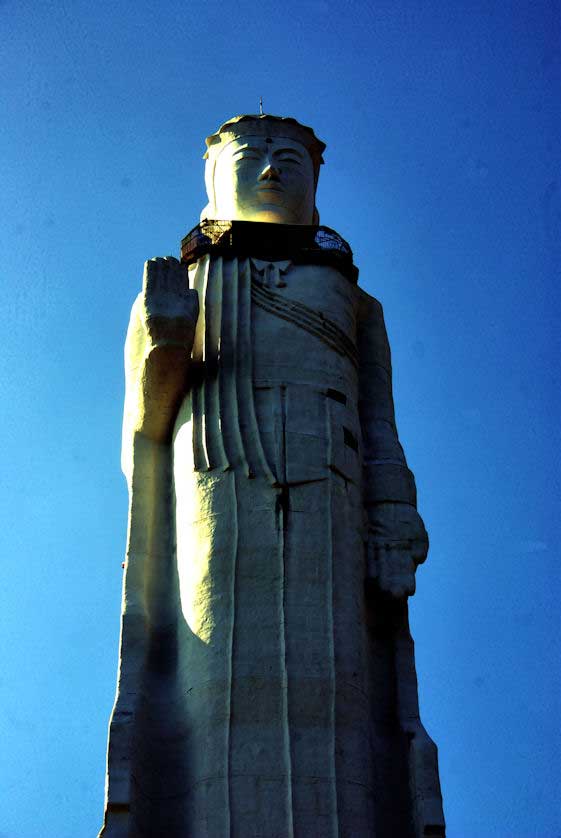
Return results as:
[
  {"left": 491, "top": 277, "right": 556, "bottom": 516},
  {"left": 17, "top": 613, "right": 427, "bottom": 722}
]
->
[{"left": 100, "top": 115, "right": 445, "bottom": 838}]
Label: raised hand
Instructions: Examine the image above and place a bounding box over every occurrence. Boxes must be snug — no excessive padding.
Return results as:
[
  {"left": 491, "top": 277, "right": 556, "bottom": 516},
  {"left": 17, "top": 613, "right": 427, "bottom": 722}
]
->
[
  {"left": 122, "top": 257, "right": 199, "bottom": 467},
  {"left": 142, "top": 256, "right": 199, "bottom": 347}
]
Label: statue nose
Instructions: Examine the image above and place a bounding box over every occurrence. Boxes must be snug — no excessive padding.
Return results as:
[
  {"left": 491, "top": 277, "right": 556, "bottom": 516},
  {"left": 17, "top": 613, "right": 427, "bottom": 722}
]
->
[{"left": 258, "top": 163, "right": 281, "bottom": 181}]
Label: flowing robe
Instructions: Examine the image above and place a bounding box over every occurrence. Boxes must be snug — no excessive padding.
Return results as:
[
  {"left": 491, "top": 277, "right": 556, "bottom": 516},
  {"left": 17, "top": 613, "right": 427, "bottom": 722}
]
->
[{"left": 101, "top": 252, "right": 444, "bottom": 838}]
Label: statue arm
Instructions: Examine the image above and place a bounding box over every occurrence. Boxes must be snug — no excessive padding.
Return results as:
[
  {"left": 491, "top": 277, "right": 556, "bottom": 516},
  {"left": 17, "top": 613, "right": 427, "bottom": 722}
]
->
[
  {"left": 103, "top": 257, "right": 198, "bottom": 815},
  {"left": 357, "top": 288, "right": 428, "bottom": 598},
  {"left": 122, "top": 256, "right": 199, "bottom": 483}
]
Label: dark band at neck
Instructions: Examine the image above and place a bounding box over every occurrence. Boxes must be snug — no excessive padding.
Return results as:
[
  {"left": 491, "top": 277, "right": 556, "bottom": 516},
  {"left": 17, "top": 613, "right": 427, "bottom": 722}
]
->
[{"left": 180, "top": 220, "right": 358, "bottom": 284}]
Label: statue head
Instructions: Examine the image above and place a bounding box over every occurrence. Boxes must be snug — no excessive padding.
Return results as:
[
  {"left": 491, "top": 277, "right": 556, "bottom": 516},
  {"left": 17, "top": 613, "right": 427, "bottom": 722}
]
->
[{"left": 201, "top": 114, "right": 326, "bottom": 225}]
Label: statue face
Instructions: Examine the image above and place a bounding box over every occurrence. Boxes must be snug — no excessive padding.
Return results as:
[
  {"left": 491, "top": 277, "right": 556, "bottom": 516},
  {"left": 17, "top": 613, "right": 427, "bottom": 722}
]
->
[{"left": 211, "top": 135, "right": 316, "bottom": 224}]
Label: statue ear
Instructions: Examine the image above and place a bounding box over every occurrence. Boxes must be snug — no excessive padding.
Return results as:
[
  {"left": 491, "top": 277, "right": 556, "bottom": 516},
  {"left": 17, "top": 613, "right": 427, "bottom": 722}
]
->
[{"left": 312, "top": 207, "right": 320, "bottom": 225}]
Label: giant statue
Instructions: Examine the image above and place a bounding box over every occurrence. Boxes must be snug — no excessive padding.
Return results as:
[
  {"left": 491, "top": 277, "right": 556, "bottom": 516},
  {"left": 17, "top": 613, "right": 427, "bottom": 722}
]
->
[{"left": 100, "top": 114, "right": 445, "bottom": 838}]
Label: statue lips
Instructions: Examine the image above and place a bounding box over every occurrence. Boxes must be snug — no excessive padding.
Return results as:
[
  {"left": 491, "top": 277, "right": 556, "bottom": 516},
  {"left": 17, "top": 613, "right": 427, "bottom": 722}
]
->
[{"left": 256, "top": 183, "right": 285, "bottom": 204}]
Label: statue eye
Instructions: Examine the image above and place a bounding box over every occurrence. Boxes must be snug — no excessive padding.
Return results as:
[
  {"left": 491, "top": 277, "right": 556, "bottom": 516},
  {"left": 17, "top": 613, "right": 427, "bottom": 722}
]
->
[
  {"left": 273, "top": 146, "right": 304, "bottom": 165},
  {"left": 232, "top": 147, "right": 263, "bottom": 163},
  {"left": 233, "top": 153, "right": 260, "bottom": 163}
]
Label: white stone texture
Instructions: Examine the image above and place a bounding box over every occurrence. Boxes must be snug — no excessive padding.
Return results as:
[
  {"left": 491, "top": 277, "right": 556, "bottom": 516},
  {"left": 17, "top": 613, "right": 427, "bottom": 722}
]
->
[
  {"left": 100, "top": 254, "right": 444, "bottom": 837},
  {"left": 100, "top": 114, "right": 444, "bottom": 838}
]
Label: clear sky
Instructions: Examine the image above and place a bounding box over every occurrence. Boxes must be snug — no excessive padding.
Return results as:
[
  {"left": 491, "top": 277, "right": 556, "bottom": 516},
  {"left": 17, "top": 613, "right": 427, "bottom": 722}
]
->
[{"left": 1, "top": 1, "right": 559, "bottom": 836}]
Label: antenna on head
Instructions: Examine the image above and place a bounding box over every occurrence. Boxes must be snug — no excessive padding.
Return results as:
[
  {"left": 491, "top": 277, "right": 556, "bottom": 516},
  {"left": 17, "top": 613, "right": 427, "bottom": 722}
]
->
[{"left": 259, "top": 96, "right": 263, "bottom": 115}]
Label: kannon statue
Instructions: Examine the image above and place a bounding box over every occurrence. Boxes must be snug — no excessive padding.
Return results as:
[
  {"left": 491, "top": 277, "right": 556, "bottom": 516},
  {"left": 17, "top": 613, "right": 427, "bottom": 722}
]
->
[{"left": 100, "top": 114, "right": 445, "bottom": 838}]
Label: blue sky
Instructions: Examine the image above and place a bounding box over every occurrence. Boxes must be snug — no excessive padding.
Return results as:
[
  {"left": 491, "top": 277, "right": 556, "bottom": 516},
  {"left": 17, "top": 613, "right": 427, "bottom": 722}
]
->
[{"left": 1, "top": 1, "right": 559, "bottom": 835}]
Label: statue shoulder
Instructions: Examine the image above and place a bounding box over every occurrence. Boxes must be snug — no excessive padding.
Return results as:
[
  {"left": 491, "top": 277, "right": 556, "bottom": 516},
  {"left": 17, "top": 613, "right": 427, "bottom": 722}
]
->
[
  {"left": 356, "top": 286, "right": 391, "bottom": 370},
  {"left": 356, "top": 286, "right": 384, "bottom": 324}
]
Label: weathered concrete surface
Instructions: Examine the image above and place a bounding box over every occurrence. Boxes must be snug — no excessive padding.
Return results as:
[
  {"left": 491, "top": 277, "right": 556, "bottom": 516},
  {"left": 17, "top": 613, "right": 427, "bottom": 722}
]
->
[{"left": 100, "top": 115, "right": 444, "bottom": 838}]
